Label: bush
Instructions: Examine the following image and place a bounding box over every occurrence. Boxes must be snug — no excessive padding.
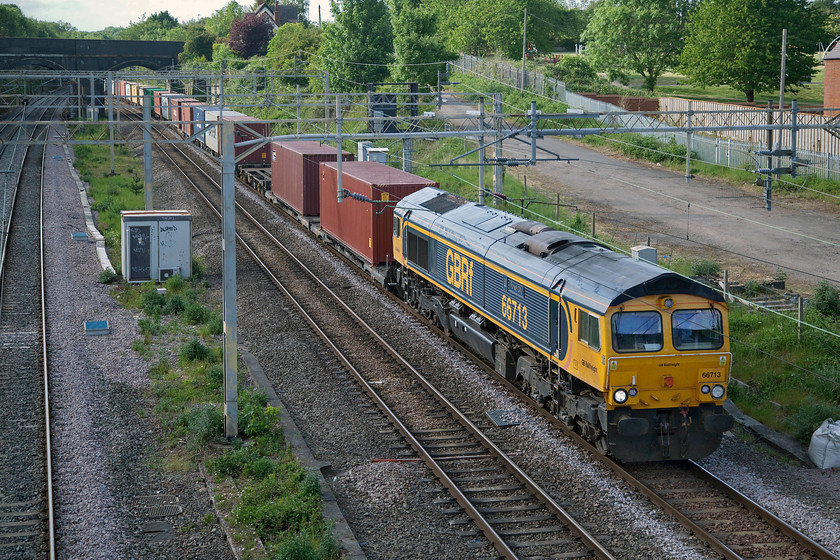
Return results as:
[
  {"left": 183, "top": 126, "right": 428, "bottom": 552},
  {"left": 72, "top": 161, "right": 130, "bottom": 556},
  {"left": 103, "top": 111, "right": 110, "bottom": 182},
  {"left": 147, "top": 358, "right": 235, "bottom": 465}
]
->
[
  {"left": 549, "top": 56, "right": 597, "bottom": 89},
  {"left": 809, "top": 281, "right": 840, "bottom": 319},
  {"left": 141, "top": 288, "right": 166, "bottom": 315},
  {"left": 164, "top": 274, "right": 186, "bottom": 293},
  {"left": 785, "top": 399, "right": 840, "bottom": 443},
  {"left": 184, "top": 302, "right": 210, "bottom": 324},
  {"left": 690, "top": 259, "right": 722, "bottom": 278},
  {"left": 163, "top": 295, "right": 185, "bottom": 315},
  {"left": 180, "top": 338, "right": 211, "bottom": 363},
  {"left": 99, "top": 269, "right": 118, "bottom": 284}
]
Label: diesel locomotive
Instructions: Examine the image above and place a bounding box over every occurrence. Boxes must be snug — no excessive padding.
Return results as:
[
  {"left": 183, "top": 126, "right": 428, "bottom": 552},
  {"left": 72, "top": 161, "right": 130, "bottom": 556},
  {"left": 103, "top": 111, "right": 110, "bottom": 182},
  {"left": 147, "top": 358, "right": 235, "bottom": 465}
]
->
[{"left": 392, "top": 187, "right": 733, "bottom": 462}]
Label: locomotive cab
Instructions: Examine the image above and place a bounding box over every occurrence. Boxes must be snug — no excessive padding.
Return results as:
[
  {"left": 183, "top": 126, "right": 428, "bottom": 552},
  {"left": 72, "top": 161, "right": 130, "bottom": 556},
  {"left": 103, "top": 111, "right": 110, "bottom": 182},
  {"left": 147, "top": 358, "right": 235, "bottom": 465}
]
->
[{"left": 597, "top": 295, "right": 734, "bottom": 461}]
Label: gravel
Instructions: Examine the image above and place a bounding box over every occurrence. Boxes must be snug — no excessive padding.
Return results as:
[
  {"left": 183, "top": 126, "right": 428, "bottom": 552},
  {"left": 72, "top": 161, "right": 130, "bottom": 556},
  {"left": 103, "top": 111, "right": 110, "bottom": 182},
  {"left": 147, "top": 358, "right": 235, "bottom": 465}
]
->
[{"left": 44, "top": 115, "right": 840, "bottom": 560}]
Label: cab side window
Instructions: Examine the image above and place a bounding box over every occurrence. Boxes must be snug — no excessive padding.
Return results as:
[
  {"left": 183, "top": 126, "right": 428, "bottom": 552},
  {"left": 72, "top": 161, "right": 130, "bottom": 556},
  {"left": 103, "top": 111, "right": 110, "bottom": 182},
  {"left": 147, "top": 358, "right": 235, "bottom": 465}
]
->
[{"left": 579, "top": 310, "right": 601, "bottom": 351}]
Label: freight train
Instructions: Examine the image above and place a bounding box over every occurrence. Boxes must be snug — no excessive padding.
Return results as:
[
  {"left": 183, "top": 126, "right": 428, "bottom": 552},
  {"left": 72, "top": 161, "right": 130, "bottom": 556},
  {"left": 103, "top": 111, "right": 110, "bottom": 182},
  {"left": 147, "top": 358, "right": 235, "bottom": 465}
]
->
[{"left": 116, "top": 81, "right": 733, "bottom": 462}]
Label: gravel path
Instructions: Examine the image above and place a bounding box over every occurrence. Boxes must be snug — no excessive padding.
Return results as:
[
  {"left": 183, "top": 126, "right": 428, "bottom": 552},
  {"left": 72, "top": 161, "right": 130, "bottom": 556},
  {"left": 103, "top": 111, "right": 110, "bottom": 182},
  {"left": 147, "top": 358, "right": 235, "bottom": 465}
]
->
[{"left": 43, "top": 126, "right": 233, "bottom": 560}]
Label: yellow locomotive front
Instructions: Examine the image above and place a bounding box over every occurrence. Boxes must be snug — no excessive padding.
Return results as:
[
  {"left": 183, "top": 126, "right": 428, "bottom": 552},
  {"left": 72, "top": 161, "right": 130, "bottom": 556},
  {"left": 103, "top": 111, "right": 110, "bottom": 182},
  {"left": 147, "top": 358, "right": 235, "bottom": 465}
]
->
[{"left": 579, "top": 293, "right": 733, "bottom": 461}]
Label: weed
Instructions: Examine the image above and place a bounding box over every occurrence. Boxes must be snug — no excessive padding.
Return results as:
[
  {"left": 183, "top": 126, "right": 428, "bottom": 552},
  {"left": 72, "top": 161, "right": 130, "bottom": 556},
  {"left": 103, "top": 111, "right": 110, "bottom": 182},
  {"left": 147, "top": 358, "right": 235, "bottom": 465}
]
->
[
  {"left": 131, "top": 338, "right": 150, "bottom": 356},
  {"left": 139, "top": 317, "right": 164, "bottom": 336},
  {"left": 180, "top": 338, "right": 212, "bottom": 363},
  {"left": 184, "top": 302, "right": 210, "bottom": 324},
  {"left": 689, "top": 259, "right": 722, "bottom": 278},
  {"left": 206, "top": 364, "right": 224, "bottom": 389},
  {"left": 163, "top": 295, "right": 186, "bottom": 315},
  {"left": 200, "top": 313, "right": 224, "bottom": 337},
  {"left": 99, "top": 269, "right": 118, "bottom": 284},
  {"left": 177, "top": 405, "right": 224, "bottom": 452},
  {"left": 785, "top": 399, "right": 840, "bottom": 443},
  {"left": 809, "top": 281, "right": 840, "bottom": 319}
]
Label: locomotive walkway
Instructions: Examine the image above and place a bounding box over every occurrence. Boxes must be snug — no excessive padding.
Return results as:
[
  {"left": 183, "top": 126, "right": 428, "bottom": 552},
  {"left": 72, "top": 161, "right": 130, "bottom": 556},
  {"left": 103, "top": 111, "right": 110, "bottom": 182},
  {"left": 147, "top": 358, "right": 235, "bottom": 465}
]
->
[{"left": 439, "top": 99, "right": 840, "bottom": 292}]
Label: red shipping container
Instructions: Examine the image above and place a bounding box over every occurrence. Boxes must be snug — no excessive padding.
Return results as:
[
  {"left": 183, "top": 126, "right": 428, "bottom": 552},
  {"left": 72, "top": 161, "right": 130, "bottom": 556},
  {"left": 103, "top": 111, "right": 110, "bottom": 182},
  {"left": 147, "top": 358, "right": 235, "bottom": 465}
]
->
[
  {"left": 170, "top": 97, "right": 199, "bottom": 132},
  {"left": 223, "top": 113, "right": 271, "bottom": 165},
  {"left": 270, "top": 141, "right": 354, "bottom": 216},
  {"left": 152, "top": 90, "right": 173, "bottom": 118},
  {"left": 319, "top": 161, "right": 438, "bottom": 265},
  {"left": 179, "top": 101, "right": 206, "bottom": 137}
]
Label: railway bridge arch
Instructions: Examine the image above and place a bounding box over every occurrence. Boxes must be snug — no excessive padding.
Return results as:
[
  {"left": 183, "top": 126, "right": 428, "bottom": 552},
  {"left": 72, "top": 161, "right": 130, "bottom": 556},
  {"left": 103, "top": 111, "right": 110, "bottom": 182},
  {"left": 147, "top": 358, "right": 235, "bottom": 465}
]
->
[{"left": 0, "top": 38, "right": 184, "bottom": 106}]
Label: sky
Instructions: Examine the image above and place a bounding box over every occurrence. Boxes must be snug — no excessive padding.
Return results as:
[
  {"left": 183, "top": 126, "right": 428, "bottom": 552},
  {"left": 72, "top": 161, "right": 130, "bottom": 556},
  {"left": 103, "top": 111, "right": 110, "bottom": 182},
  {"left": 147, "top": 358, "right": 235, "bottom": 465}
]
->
[{"left": 19, "top": 0, "right": 334, "bottom": 33}]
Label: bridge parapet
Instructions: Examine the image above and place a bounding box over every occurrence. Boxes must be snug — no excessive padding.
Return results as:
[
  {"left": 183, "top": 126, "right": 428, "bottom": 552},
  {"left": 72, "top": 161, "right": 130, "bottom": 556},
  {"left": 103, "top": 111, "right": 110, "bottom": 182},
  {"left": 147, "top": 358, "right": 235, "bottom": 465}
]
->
[{"left": 0, "top": 38, "right": 184, "bottom": 72}]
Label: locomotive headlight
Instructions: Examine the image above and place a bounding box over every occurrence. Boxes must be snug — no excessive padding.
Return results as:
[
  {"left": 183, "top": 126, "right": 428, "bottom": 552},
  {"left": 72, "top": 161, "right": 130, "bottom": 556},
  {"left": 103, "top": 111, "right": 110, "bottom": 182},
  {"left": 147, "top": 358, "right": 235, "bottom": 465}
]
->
[
  {"left": 614, "top": 388, "right": 629, "bottom": 404},
  {"left": 628, "top": 387, "right": 638, "bottom": 397},
  {"left": 711, "top": 385, "right": 726, "bottom": 399},
  {"left": 701, "top": 385, "right": 711, "bottom": 395}
]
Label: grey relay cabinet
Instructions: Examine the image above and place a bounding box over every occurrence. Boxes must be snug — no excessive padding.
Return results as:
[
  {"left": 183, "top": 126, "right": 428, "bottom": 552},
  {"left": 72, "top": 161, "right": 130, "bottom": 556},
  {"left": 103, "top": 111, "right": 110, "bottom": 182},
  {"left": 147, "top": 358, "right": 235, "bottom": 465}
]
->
[{"left": 121, "top": 210, "right": 192, "bottom": 283}]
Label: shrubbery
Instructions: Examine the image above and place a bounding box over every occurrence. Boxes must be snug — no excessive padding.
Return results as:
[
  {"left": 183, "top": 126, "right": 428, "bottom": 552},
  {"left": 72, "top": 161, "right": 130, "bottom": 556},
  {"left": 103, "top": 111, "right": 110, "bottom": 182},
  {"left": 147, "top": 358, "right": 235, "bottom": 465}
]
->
[{"left": 810, "top": 281, "right": 840, "bottom": 319}]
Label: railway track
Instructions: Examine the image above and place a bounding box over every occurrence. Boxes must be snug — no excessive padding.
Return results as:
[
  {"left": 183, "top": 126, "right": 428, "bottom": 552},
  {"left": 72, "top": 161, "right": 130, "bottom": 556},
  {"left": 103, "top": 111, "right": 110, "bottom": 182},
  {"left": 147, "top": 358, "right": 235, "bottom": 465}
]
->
[
  {"left": 430, "top": 316, "right": 840, "bottom": 559},
  {"left": 121, "top": 109, "right": 617, "bottom": 559},
  {"left": 0, "top": 101, "right": 55, "bottom": 559}
]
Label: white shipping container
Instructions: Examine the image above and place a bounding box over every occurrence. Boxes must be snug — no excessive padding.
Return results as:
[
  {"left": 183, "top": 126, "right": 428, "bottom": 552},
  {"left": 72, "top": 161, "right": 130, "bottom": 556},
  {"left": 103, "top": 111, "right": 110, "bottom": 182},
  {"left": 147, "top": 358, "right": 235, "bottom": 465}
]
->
[
  {"left": 203, "top": 108, "right": 247, "bottom": 156},
  {"left": 160, "top": 93, "right": 183, "bottom": 121}
]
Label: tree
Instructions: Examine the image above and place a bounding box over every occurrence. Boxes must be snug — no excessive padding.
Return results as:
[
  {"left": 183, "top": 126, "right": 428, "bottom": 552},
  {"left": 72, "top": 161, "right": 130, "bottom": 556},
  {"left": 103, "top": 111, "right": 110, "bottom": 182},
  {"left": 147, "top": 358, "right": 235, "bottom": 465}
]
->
[
  {"left": 120, "top": 11, "right": 179, "bottom": 40},
  {"left": 229, "top": 12, "right": 275, "bottom": 58},
  {"left": 318, "top": 0, "right": 393, "bottom": 91},
  {"left": 581, "top": 0, "right": 682, "bottom": 92},
  {"left": 179, "top": 23, "right": 217, "bottom": 63},
  {"left": 205, "top": 1, "right": 246, "bottom": 38},
  {"left": 680, "top": 0, "right": 824, "bottom": 103},
  {"left": 266, "top": 23, "right": 323, "bottom": 84},
  {"left": 0, "top": 4, "right": 75, "bottom": 37},
  {"left": 388, "top": 0, "right": 453, "bottom": 86},
  {"left": 434, "top": 0, "right": 564, "bottom": 59}
]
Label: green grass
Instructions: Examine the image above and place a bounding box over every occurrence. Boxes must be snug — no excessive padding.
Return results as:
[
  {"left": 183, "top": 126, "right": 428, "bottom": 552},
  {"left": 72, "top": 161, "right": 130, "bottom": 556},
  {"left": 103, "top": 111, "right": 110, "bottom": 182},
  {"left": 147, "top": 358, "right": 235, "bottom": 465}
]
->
[
  {"left": 610, "top": 64, "right": 825, "bottom": 106},
  {"left": 72, "top": 126, "right": 145, "bottom": 259},
  {"left": 728, "top": 302, "right": 840, "bottom": 442}
]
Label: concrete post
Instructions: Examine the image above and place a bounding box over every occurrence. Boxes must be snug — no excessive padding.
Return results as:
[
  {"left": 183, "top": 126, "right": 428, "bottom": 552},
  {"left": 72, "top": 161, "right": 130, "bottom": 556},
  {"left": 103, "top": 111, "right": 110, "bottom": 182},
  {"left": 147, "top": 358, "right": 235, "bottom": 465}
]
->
[
  {"left": 221, "top": 120, "right": 238, "bottom": 439},
  {"left": 107, "top": 72, "right": 115, "bottom": 175}
]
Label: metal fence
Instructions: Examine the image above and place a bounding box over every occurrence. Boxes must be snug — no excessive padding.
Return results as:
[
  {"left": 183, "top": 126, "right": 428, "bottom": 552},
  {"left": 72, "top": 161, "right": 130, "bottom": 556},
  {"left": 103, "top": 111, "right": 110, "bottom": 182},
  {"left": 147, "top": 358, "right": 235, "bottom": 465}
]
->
[{"left": 454, "top": 54, "right": 840, "bottom": 182}]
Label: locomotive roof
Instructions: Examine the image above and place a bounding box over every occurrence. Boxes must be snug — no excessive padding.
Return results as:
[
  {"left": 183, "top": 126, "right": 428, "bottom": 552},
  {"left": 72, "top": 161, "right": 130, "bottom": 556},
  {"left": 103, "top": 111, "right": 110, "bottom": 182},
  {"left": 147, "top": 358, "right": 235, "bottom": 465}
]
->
[{"left": 397, "top": 187, "right": 723, "bottom": 314}]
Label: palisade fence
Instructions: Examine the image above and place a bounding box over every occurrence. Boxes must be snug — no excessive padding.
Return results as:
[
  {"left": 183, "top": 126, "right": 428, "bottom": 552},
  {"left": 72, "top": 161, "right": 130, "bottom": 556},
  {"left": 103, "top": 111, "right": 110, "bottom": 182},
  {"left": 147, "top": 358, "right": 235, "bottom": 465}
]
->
[{"left": 455, "top": 54, "right": 840, "bottom": 182}]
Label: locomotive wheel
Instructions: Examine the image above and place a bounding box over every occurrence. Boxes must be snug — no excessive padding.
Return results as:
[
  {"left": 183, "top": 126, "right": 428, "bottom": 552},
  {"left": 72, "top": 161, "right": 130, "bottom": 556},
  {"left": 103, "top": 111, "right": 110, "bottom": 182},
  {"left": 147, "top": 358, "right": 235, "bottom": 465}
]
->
[{"left": 595, "top": 436, "right": 609, "bottom": 455}]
